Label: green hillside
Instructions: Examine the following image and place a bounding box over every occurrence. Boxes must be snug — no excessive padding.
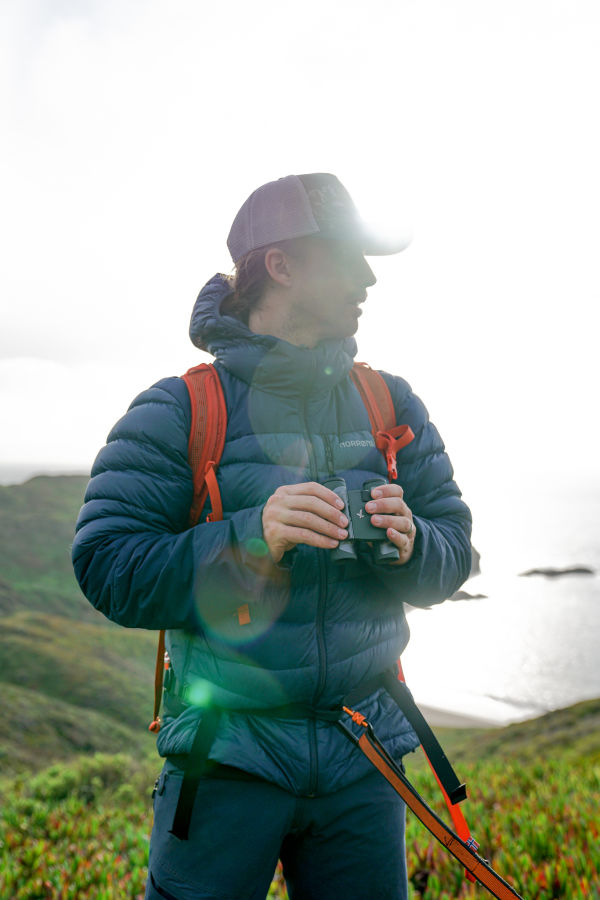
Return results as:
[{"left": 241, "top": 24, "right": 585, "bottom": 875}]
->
[
  {"left": 0, "top": 476, "right": 157, "bottom": 776},
  {"left": 0, "top": 476, "right": 93, "bottom": 620},
  {"left": 414, "top": 696, "right": 600, "bottom": 767},
  {"left": 0, "top": 684, "right": 149, "bottom": 773}
]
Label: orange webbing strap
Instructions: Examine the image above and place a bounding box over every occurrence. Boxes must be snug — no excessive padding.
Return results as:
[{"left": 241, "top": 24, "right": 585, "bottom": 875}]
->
[
  {"left": 149, "top": 364, "right": 228, "bottom": 733},
  {"left": 350, "top": 363, "right": 415, "bottom": 481},
  {"left": 204, "top": 461, "right": 223, "bottom": 522},
  {"left": 374, "top": 426, "right": 415, "bottom": 481},
  {"left": 149, "top": 630, "right": 166, "bottom": 733},
  {"left": 353, "top": 725, "right": 524, "bottom": 900},
  {"left": 396, "top": 660, "right": 475, "bottom": 881}
]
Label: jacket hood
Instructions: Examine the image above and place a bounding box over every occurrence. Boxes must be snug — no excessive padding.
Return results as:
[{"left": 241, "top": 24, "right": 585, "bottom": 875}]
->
[{"left": 189, "top": 273, "right": 358, "bottom": 396}]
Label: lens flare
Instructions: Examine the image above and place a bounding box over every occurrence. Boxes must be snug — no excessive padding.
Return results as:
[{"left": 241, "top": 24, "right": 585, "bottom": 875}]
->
[
  {"left": 245, "top": 537, "right": 269, "bottom": 557},
  {"left": 186, "top": 679, "right": 213, "bottom": 708}
]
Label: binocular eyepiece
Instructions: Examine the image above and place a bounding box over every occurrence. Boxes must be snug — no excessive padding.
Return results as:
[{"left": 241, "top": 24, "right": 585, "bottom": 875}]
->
[{"left": 323, "top": 477, "right": 400, "bottom": 565}]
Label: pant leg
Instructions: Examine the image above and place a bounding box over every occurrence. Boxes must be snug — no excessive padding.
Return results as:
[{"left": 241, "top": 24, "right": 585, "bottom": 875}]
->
[
  {"left": 145, "top": 766, "right": 294, "bottom": 900},
  {"left": 281, "top": 771, "right": 409, "bottom": 900}
]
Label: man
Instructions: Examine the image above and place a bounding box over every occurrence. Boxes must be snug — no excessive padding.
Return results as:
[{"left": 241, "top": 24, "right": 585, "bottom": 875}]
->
[{"left": 73, "top": 173, "right": 472, "bottom": 900}]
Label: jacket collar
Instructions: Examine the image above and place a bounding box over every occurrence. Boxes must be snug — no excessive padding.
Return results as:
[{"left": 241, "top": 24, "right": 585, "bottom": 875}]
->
[{"left": 189, "top": 274, "right": 357, "bottom": 397}]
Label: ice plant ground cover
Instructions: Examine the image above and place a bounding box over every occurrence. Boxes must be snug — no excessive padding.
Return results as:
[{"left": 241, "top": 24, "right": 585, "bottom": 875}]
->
[{"left": 1, "top": 702, "right": 598, "bottom": 900}]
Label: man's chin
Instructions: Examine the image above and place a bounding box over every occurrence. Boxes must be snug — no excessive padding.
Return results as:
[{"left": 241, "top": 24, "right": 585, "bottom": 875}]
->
[
  {"left": 345, "top": 307, "right": 362, "bottom": 335},
  {"left": 333, "top": 324, "right": 360, "bottom": 342},
  {"left": 317, "top": 310, "right": 362, "bottom": 342}
]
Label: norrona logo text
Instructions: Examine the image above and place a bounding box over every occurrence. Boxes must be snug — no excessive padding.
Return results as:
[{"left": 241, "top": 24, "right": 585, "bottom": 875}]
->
[{"left": 340, "top": 440, "right": 373, "bottom": 448}]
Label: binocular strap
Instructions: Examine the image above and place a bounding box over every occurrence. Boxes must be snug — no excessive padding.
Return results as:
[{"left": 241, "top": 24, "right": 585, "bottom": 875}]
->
[{"left": 337, "top": 713, "right": 524, "bottom": 900}]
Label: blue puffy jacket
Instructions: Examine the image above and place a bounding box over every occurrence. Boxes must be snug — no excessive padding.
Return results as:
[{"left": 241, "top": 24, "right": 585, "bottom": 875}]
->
[{"left": 72, "top": 274, "right": 472, "bottom": 796}]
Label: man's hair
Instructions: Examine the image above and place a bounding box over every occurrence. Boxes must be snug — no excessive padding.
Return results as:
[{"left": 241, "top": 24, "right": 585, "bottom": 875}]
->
[{"left": 222, "top": 238, "right": 306, "bottom": 324}]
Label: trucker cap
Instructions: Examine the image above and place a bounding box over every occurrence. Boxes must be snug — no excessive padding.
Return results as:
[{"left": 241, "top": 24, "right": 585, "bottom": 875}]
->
[{"left": 227, "top": 173, "right": 410, "bottom": 264}]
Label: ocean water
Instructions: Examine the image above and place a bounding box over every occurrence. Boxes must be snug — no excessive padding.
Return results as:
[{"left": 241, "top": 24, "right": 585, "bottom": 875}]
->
[{"left": 402, "top": 476, "right": 600, "bottom": 724}]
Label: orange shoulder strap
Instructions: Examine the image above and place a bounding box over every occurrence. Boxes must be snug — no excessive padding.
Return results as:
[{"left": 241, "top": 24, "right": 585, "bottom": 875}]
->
[
  {"left": 182, "top": 363, "right": 228, "bottom": 527},
  {"left": 149, "top": 363, "right": 227, "bottom": 734},
  {"left": 350, "top": 362, "right": 415, "bottom": 481},
  {"left": 350, "top": 361, "right": 396, "bottom": 432}
]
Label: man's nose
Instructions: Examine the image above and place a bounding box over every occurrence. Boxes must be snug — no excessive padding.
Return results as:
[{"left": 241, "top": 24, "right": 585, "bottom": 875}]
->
[{"left": 361, "top": 257, "right": 376, "bottom": 288}]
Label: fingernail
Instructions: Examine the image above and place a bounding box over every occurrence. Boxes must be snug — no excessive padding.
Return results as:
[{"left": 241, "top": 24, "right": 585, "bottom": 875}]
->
[
  {"left": 371, "top": 489, "right": 382, "bottom": 499},
  {"left": 335, "top": 498, "right": 344, "bottom": 509},
  {"left": 338, "top": 528, "right": 348, "bottom": 539},
  {"left": 339, "top": 514, "right": 348, "bottom": 526},
  {"left": 371, "top": 515, "right": 382, "bottom": 525},
  {"left": 365, "top": 502, "right": 375, "bottom": 512}
]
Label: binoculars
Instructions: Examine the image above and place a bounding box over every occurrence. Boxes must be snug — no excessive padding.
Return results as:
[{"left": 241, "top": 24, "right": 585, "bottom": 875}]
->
[{"left": 323, "top": 477, "right": 400, "bottom": 565}]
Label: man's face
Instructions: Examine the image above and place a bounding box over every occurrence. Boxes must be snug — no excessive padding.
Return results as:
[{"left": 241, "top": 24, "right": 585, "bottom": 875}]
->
[{"left": 286, "top": 237, "right": 377, "bottom": 345}]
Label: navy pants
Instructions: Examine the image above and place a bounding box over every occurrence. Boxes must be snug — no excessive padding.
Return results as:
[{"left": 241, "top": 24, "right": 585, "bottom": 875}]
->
[{"left": 145, "top": 766, "right": 408, "bottom": 900}]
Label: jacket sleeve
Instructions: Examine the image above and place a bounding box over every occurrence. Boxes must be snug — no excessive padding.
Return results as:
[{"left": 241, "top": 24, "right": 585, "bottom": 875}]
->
[
  {"left": 372, "top": 372, "right": 473, "bottom": 608},
  {"left": 72, "top": 377, "right": 270, "bottom": 631}
]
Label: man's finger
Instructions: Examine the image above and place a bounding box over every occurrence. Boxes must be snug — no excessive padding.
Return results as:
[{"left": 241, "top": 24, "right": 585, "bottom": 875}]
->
[
  {"left": 280, "top": 524, "right": 341, "bottom": 550},
  {"left": 278, "top": 493, "right": 349, "bottom": 527},
  {"left": 369, "top": 483, "right": 404, "bottom": 500},
  {"left": 276, "top": 482, "right": 345, "bottom": 509},
  {"left": 283, "top": 509, "right": 348, "bottom": 540},
  {"left": 386, "top": 524, "right": 416, "bottom": 560},
  {"left": 370, "top": 514, "right": 413, "bottom": 534},
  {"left": 365, "top": 497, "right": 411, "bottom": 517}
]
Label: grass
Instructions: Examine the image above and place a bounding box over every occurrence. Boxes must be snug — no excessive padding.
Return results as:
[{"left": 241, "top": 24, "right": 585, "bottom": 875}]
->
[
  {"left": 402, "top": 746, "right": 599, "bottom": 898},
  {"left": 1, "top": 701, "right": 598, "bottom": 899}
]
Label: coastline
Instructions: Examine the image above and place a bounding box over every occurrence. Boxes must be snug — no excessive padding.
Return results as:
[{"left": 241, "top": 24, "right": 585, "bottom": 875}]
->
[
  {"left": 418, "top": 704, "right": 500, "bottom": 729},
  {"left": 412, "top": 688, "right": 550, "bottom": 729}
]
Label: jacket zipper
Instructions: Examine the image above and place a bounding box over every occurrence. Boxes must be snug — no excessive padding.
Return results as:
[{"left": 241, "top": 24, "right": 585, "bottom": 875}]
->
[
  {"left": 323, "top": 434, "right": 335, "bottom": 476},
  {"left": 301, "top": 395, "right": 328, "bottom": 796}
]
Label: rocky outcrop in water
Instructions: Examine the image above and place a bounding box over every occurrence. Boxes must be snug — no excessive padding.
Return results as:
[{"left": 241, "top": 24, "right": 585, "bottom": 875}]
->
[
  {"left": 519, "top": 566, "right": 595, "bottom": 578},
  {"left": 449, "top": 589, "right": 488, "bottom": 601}
]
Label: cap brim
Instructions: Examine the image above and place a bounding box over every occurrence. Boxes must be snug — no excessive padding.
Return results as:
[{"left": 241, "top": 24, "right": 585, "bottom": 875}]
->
[
  {"left": 361, "top": 234, "right": 412, "bottom": 256},
  {"left": 317, "top": 222, "right": 412, "bottom": 256}
]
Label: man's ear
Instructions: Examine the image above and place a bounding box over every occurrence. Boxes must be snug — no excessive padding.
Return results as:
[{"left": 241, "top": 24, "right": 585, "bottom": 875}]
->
[{"left": 264, "top": 247, "right": 292, "bottom": 287}]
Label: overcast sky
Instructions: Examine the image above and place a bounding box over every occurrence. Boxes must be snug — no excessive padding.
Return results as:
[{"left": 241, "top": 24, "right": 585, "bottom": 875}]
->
[{"left": 2, "top": 0, "right": 599, "bottom": 531}]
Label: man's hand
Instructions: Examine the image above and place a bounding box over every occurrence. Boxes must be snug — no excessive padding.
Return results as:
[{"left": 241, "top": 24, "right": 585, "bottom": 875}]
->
[
  {"left": 262, "top": 482, "right": 349, "bottom": 564},
  {"left": 365, "top": 483, "right": 416, "bottom": 565}
]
